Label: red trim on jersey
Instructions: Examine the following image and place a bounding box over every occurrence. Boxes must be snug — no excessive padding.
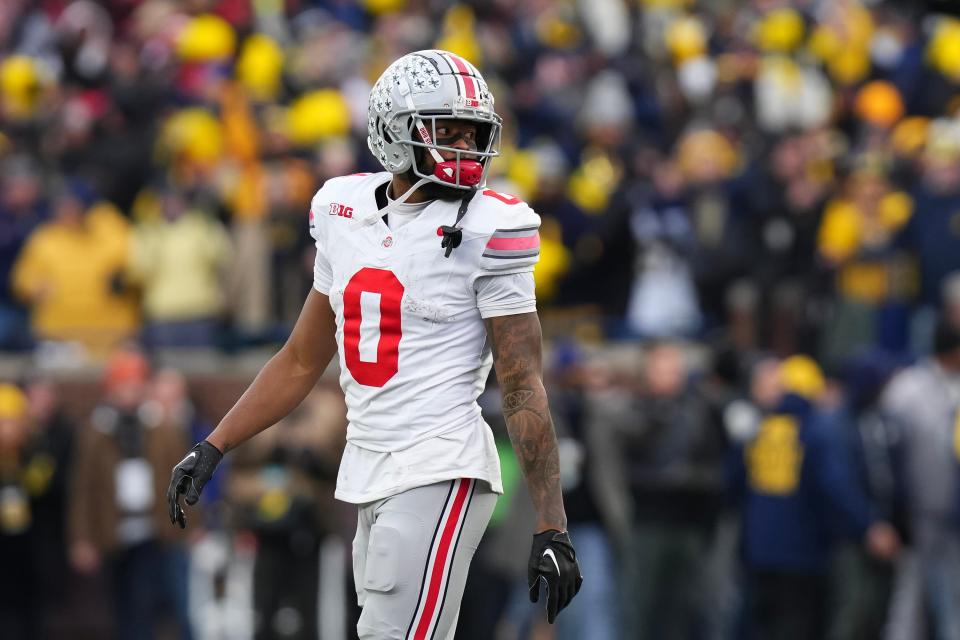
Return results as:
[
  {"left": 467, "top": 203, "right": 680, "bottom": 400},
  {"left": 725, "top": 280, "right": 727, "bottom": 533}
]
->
[
  {"left": 485, "top": 233, "right": 540, "bottom": 251},
  {"left": 412, "top": 479, "right": 472, "bottom": 640},
  {"left": 481, "top": 189, "right": 522, "bottom": 205}
]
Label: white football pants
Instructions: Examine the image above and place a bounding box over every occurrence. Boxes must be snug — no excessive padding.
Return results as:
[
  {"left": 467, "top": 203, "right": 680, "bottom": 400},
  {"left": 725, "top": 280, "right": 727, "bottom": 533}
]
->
[{"left": 352, "top": 478, "right": 497, "bottom": 640}]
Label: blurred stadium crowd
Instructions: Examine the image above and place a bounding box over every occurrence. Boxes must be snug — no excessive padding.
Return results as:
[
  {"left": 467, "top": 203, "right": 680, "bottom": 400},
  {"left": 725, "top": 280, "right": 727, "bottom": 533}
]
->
[{"left": 4, "top": 0, "right": 960, "bottom": 638}]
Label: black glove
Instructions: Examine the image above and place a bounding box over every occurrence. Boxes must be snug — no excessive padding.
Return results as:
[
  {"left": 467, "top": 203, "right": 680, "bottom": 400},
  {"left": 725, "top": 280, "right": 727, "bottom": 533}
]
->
[
  {"left": 528, "top": 529, "right": 583, "bottom": 623},
  {"left": 167, "top": 440, "right": 222, "bottom": 529}
]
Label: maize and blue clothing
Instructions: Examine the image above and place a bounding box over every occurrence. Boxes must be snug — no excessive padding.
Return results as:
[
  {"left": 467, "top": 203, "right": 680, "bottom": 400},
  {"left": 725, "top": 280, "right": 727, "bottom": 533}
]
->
[
  {"left": 732, "top": 393, "right": 873, "bottom": 574},
  {"left": 731, "top": 393, "right": 875, "bottom": 640}
]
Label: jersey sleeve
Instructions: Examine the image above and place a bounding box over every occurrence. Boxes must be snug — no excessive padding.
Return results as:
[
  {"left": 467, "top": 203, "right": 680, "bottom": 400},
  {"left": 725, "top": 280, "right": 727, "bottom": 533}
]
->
[
  {"left": 474, "top": 272, "right": 537, "bottom": 318},
  {"left": 476, "top": 202, "right": 541, "bottom": 276},
  {"left": 308, "top": 188, "right": 334, "bottom": 295}
]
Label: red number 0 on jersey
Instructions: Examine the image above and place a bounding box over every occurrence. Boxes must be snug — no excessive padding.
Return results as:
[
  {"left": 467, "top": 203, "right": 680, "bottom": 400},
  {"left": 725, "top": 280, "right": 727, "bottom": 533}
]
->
[{"left": 342, "top": 268, "right": 404, "bottom": 387}]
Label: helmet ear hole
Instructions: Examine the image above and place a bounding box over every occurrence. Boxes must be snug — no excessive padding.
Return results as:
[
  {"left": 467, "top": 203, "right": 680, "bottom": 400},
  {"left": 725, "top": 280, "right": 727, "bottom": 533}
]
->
[{"left": 379, "top": 122, "right": 393, "bottom": 144}]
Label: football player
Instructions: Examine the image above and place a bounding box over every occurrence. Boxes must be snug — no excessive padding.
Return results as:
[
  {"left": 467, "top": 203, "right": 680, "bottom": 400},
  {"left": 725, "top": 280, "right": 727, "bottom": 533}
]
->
[{"left": 167, "top": 49, "right": 582, "bottom": 638}]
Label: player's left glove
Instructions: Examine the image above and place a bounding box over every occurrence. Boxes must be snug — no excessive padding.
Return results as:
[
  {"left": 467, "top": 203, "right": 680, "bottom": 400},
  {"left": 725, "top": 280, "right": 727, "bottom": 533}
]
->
[
  {"left": 167, "top": 440, "right": 222, "bottom": 529},
  {"left": 528, "top": 529, "right": 583, "bottom": 623}
]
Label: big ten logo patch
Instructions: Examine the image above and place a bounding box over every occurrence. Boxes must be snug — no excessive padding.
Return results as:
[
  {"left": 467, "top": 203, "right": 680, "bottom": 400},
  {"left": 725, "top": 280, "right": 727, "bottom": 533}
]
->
[
  {"left": 746, "top": 415, "right": 805, "bottom": 495},
  {"left": 329, "top": 202, "right": 354, "bottom": 218}
]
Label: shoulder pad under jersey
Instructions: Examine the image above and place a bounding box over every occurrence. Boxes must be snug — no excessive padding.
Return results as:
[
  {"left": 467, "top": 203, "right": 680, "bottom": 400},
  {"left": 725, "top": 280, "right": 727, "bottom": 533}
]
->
[
  {"left": 469, "top": 188, "right": 541, "bottom": 274},
  {"left": 308, "top": 172, "right": 391, "bottom": 240}
]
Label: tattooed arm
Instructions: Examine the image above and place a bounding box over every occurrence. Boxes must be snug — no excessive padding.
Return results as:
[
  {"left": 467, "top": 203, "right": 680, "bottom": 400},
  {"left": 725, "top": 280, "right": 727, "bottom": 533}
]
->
[{"left": 485, "top": 312, "right": 567, "bottom": 533}]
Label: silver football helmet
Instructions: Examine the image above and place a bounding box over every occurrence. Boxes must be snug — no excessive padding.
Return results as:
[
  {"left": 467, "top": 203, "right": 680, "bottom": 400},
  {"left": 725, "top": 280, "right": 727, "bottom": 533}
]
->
[{"left": 367, "top": 49, "right": 502, "bottom": 190}]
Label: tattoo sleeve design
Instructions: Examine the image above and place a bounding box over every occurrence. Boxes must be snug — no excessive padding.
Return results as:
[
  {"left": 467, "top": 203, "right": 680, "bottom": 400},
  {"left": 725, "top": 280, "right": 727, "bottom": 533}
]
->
[
  {"left": 503, "top": 390, "right": 535, "bottom": 417},
  {"left": 486, "top": 314, "right": 567, "bottom": 531}
]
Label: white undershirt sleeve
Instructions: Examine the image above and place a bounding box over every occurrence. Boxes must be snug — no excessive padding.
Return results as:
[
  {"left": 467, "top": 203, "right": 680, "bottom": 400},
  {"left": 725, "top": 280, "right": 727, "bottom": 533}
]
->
[{"left": 474, "top": 272, "right": 537, "bottom": 319}]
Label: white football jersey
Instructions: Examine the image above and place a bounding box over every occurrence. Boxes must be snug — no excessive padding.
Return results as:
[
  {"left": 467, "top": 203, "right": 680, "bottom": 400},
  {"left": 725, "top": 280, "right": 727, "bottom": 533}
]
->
[{"left": 309, "top": 172, "right": 541, "bottom": 504}]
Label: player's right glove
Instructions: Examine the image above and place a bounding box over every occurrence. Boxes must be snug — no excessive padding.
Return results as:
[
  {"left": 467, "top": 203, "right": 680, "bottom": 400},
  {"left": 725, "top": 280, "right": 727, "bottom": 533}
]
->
[
  {"left": 167, "top": 440, "right": 222, "bottom": 529},
  {"left": 528, "top": 529, "right": 583, "bottom": 623}
]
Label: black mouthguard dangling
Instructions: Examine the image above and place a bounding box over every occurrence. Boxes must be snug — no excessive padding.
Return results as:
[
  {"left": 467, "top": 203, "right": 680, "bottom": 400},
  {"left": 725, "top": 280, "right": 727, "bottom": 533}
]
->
[{"left": 440, "top": 190, "right": 477, "bottom": 258}]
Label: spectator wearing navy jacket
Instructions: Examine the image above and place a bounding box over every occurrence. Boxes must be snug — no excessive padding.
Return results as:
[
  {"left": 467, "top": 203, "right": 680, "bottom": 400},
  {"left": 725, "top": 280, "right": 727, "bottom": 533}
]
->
[
  {"left": 824, "top": 350, "right": 910, "bottom": 640},
  {"left": 731, "top": 355, "right": 900, "bottom": 640}
]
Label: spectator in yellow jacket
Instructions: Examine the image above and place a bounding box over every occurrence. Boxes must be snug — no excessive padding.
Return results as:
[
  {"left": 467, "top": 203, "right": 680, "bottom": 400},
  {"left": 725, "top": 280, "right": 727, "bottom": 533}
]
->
[
  {"left": 128, "top": 185, "right": 232, "bottom": 348},
  {"left": 11, "top": 181, "right": 139, "bottom": 359}
]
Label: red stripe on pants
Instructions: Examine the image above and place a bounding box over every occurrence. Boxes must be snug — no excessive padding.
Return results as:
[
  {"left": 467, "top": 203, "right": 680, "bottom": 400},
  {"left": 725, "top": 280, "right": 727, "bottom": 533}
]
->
[{"left": 412, "top": 479, "right": 471, "bottom": 639}]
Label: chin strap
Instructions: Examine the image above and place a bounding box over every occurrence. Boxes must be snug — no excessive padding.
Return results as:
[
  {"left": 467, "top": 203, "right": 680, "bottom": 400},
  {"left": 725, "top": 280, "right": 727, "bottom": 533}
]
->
[
  {"left": 356, "top": 77, "right": 480, "bottom": 232},
  {"left": 354, "top": 76, "right": 445, "bottom": 229},
  {"left": 351, "top": 177, "right": 432, "bottom": 228}
]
